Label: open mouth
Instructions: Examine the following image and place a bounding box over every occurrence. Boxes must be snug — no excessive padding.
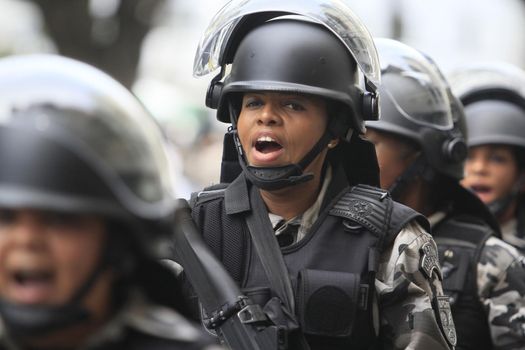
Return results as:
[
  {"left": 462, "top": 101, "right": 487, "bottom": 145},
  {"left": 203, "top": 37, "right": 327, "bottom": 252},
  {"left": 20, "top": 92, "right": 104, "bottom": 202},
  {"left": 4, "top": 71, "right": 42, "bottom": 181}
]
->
[
  {"left": 255, "top": 136, "right": 283, "bottom": 154},
  {"left": 470, "top": 184, "right": 492, "bottom": 194},
  {"left": 9, "top": 268, "right": 55, "bottom": 304},
  {"left": 469, "top": 184, "right": 494, "bottom": 203}
]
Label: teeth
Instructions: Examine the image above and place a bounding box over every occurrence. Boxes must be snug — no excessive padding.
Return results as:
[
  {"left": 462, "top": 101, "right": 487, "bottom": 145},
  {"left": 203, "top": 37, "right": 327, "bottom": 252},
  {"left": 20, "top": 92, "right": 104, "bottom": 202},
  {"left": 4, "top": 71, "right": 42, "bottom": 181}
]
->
[{"left": 257, "top": 136, "right": 275, "bottom": 142}]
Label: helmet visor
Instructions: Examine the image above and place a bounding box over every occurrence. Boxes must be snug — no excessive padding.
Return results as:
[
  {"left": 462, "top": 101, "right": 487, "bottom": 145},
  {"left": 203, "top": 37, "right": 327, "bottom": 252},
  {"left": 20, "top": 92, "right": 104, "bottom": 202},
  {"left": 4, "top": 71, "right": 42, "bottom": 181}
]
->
[
  {"left": 376, "top": 38, "right": 454, "bottom": 129},
  {"left": 193, "top": 0, "right": 380, "bottom": 88},
  {"left": 0, "top": 55, "right": 177, "bottom": 218}
]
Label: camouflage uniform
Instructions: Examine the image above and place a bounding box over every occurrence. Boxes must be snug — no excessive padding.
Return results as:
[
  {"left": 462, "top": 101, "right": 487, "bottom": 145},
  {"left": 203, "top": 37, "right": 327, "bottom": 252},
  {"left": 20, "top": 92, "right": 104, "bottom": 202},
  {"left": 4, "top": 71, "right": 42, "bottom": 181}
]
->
[
  {"left": 376, "top": 221, "right": 455, "bottom": 349},
  {"left": 431, "top": 213, "right": 525, "bottom": 349},
  {"left": 477, "top": 236, "right": 525, "bottom": 348}
]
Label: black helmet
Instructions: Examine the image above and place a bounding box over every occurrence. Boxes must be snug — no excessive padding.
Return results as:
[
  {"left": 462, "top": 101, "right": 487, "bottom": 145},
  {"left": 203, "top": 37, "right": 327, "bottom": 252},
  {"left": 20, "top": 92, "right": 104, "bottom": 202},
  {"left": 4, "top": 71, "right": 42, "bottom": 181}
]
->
[
  {"left": 448, "top": 62, "right": 525, "bottom": 150},
  {"left": 194, "top": 0, "right": 381, "bottom": 190},
  {"left": 448, "top": 62, "right": 525, "bottom": 216},
  {"left": 0, "top": 54, "right": 178, "bottom": 337},
  {"left": 366, "top": 39, "right": 467, "bottom": 197}
]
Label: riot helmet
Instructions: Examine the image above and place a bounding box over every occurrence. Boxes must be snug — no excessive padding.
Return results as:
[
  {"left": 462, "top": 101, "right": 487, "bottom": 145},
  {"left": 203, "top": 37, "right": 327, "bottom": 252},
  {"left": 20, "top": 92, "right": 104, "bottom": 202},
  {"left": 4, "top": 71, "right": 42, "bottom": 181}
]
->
[
  {"left": 366, "top": 39, "right": 467, "bottom": 199},
  {"left": 0, "top": 54, "right": 178, "bottom": 337},
  {"left": 449, "top": 62, "right": 525, "bottom": 150},
  {"left": 194, "top": 0, "right": 381, "bottom": 190},
  {"left": 449, "top": 62, "right": 525, "bottom": 216}
]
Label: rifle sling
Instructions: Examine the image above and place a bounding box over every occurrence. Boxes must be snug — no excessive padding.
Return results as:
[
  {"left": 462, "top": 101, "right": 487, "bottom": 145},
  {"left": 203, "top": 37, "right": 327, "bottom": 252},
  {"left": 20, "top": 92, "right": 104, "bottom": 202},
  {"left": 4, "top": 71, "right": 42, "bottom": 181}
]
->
[{"left": 246, "top": 186, "right": 311, "bottom": 349}]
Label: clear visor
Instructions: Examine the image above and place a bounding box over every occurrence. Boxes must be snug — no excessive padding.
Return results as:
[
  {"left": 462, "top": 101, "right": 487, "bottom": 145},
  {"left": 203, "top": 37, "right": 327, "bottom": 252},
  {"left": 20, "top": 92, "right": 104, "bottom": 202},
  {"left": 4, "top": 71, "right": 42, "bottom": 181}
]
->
[
  {"left": 193, "top": 0, "right": 380, "bottom": 89},
  {"left": 376, "top": 38, "right": 454, "bottom": 129},
  {"left": 0, "top": 55, "right": 177, "bottom": 213},
  {"left": 448, "top": 62, "right": 525, "bottom": 101}
]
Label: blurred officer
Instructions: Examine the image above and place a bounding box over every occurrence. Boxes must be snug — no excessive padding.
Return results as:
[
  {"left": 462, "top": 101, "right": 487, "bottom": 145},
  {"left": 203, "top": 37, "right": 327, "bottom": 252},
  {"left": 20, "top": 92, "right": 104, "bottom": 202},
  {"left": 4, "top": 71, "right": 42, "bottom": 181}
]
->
[
  {"left": 180, "top": 0, "right": 456, "bottom": 349},
  {"left": 366, "top": 39, "right": 525, "bottom": 350},
  {"left": 449, "top": 63, "right": 525, "bottom": 253},
  {"left": 0, "top": 54, "right": 221, "bottom": 350}
]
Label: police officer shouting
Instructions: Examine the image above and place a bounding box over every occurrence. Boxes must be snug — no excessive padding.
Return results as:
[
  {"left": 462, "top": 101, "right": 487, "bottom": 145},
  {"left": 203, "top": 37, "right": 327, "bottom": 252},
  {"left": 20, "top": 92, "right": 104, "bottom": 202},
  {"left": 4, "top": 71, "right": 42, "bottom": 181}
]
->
[
  {"left": 450, "top": 63, "right": 525, "bottom": 253},
  {"left": 180, "top": 1, "right": 456, "bottom": 349},
  {"left": 365, "top": 39, "right": 525, "bottom": 350},
  {"left": 0, "top": 54, "right": 221, "bottom": 350}
]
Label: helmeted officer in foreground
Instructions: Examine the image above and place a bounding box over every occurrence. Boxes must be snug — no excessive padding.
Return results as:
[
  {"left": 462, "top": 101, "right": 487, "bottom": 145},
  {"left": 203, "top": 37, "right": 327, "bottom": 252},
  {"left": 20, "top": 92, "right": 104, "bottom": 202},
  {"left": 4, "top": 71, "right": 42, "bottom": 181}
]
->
[
  {"left": 365, "top": 39, "right": 525, "bottom": 350},
  {"left": 0, "top": 54, "right": 221, "bottom": 350},
  {"left": 180, "top": 0, "right": 456, "bottom": 349},
  {"left": 449, "top": 63, "right": 525, "bottom": 253}
]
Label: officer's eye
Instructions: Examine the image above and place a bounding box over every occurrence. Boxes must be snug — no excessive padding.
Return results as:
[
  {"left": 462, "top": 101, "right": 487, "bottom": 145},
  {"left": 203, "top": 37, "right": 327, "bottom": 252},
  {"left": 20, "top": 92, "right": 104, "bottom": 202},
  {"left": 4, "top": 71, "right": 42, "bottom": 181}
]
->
[
  {"left": 488, "top": 152, "right": 510, "bottom": 164},
  {"left": 283, "top": 101, "right": 305, "bottom": 111},
  {"left": 243, "top": 96, "right": 263, "bottom": 109}
]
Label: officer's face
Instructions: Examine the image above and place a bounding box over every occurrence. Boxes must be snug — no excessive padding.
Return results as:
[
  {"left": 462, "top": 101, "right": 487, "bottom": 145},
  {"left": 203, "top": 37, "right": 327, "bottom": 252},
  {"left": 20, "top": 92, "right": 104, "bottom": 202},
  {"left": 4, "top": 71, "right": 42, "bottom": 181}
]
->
[
  {"left": 461, "top": 145, "right": 522, "bottom": 204},
  {"left": 237, "top": 92, "right": 331, "bottom": 172},
  {"left": 0, "top": 209, "right": 111, "bottom": 309},
  {"left": 365, "top": 129, "right": 419, "bottom": 190}
]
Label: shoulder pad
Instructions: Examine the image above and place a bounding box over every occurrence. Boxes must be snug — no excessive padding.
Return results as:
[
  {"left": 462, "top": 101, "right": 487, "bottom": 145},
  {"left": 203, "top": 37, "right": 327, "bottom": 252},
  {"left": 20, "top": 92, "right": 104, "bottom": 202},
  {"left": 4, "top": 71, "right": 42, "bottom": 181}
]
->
[
  {"left": 329, "top": 184, "right": 429, "bottom": 248},
  {"left": 329, "top": 184, "right": 392, "bottom": 236}
]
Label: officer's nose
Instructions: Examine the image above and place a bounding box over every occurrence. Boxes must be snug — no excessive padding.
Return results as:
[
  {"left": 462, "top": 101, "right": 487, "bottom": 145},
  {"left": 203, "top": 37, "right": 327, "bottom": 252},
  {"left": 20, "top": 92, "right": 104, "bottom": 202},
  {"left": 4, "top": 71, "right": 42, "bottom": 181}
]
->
[
  {"left": 257, "top": 102, "right": 282, "bottom": 126},
  {"left": 465, "top": 155, "right": 488, "bottom": 176}
]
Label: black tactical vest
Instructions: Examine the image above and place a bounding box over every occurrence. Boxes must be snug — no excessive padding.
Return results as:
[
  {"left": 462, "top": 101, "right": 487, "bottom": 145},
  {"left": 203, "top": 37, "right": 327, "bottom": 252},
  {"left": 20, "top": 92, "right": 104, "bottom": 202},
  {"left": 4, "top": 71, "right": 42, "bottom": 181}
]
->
[
  {"left": 433, "top": 214, "right": 494, "bottom": 350},
  {"left": 191, "top": 183, "right": 427, "bottom": 350}
]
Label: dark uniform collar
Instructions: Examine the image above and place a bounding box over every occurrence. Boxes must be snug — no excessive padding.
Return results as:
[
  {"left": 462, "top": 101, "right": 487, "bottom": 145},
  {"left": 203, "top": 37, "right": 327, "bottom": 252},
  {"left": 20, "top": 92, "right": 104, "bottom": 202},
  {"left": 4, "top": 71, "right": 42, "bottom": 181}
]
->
[{"left": 224, "top": 173, "right": 252, "bottom": 215}]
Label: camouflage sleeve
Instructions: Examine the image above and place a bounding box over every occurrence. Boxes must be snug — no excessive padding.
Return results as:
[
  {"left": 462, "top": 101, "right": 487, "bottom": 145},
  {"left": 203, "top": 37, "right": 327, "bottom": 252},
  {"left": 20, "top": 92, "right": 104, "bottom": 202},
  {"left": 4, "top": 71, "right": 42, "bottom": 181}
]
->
[
  {"left": 478, "top": 236, "right": 525, "bottom": 349},
  {"left": 375, "top": 221, "right": 456, "bottom": 350}
]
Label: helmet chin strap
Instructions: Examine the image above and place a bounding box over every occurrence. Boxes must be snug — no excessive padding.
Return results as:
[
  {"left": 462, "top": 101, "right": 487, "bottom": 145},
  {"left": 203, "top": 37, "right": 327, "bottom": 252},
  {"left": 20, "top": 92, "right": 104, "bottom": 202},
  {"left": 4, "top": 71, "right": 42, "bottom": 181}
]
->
[
  {"left": 487, "top": 174, "right": 525, "bottom": 218},
  {"left": 0, "top": 300, "right": 90, "bottom": 339},
  {"left": 233, "top": 128, "right": 333, "bottom": 191}
]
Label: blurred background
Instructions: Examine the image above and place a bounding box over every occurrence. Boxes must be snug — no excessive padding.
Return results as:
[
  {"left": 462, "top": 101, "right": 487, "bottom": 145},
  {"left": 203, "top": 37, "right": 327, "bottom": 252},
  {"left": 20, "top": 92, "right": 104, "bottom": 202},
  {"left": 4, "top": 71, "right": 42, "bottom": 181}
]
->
[{"left": 1, "top": 0, "right": 524, "bottom": 199}]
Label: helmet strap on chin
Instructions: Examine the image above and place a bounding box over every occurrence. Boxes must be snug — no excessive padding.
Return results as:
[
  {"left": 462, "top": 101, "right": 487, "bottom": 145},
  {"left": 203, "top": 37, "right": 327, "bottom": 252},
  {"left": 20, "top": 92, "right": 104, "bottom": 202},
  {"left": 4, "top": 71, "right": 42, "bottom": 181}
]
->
[
  {"left": 233, "top": 128, "right": 333, "bottom": 191},
  {"left": 0, "top": 300, "right": 90, "bottom": 340}
]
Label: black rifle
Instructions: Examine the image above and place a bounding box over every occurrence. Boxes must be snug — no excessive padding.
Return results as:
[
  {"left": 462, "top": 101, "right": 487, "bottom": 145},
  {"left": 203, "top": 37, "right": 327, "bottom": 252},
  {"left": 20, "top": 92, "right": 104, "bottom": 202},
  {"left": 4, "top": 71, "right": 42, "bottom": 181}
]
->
[{"left": 172, "top": 199, "right": 286, "bottom": 350}]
